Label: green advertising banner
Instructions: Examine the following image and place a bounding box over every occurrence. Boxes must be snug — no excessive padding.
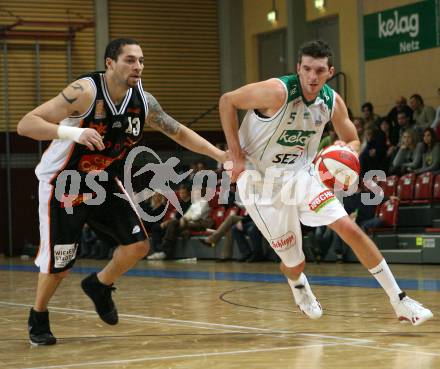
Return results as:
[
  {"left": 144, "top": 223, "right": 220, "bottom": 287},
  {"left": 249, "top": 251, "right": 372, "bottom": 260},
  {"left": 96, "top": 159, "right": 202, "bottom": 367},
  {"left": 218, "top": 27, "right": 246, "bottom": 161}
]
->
[{"left": 364, "top": 0, "right": 440, "bottom": 61}]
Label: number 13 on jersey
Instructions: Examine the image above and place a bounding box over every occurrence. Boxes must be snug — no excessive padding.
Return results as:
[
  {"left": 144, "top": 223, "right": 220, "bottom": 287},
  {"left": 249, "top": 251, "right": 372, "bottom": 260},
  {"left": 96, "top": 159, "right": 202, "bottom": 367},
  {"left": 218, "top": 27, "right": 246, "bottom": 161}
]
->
[{"left": 125, "top": 116, "right": 141, "bottom": 136}]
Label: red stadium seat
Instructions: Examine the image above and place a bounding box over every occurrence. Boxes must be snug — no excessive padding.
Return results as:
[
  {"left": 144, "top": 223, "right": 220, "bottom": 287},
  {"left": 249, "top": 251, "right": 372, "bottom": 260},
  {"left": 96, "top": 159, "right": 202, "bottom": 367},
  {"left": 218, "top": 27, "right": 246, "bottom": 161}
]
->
[
  {"left": 369, "top": 199, "right": 399, "bottom": 234},
  {"left": 208, "top": 190, "right": 220, "bottom": 209},
  {"left": 211, "top": 206, "right": 226, "bottom": 229},
  {"left": 164, "top": 207, "right": 177, "bottom": 221},
  {"left": 396, "top": 173, "right": 416, "bottom": 204},
  {"left": 433, "top": 174, "right": 440, "bottom": 203},
  {"left": 413, "top": 172, "right": 434, "bottom": 204},
  {"left": 382, "top": 175, "right": 399, "bottom": 197},
  {"left": 378, "top": 199, "right": 399, "bottom": 227}
]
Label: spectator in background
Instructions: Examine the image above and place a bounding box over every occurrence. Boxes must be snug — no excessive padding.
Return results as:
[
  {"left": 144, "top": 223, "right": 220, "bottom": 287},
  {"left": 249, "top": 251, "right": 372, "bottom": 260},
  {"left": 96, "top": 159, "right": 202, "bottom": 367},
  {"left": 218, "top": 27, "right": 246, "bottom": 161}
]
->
[
  {"left": 379, "top": 117, "right": 399, "bottom": 169},
  {"left": 147, "top": 184, "right": 192, "bottom": 260},
  {"left": 387, "top": 96, "right": 413, "bottom": 128},
  {"left": 432, "top": 88, "right": 440, "bottom": 139},
  {"left": 318, "top": 124, "right": 337, "bottom": 151},
  {"left": 390, "top": 129, "right": 420, "bottom": 175},
  {"left": 188, "top": 162, "right": 198, "bottom": 180},
  {"left": 353, "top": 117, "right": 366, "bottom": 151},
  {"left": 142, "top": 192, "right": 167, "bottom": 233},
  {"left": 396, "top": 111, "right": 414, "bottom": 144},
  {"left": 412, "top": 128, "right": 440, "bottom": 175},
  {"left": 362, "top": 102, "right": 380, "bottom": 127},
  {"left": 199, "top": 186, "right": 243, "bottom": 261},
  {"left": 178, "top": 186, "right": 213, "bottom": 237},
  {"left": 359, "top": 123, "right": 387, "bottom": 176},
  {"left": 79, "top": 223, "right": 98, "bottom": 259},
  {"left": 308, "top": 225, "right": 336, "bottom": 263},
  {"left": 196, "top": 161, "right": 206, "bottom": 173},
  {"left": 198, "top": 207, "right": 243, "bottom": 261},
  {"left": 231, "top": 215, "right": 264, "bottom": 262},
  {"left": 346, "top": 178, "right": 399, "bottom": 232},
  {"left": 188, "top": 161, "right": 206, "bottom": 182},
  {"left": 333, "top": 179, "right": 399, "bottom": 262},
  {"left": 142, "top": 192, "right": 167, "bottom": 257},
  {"left": 410, "top": 94, "right": 436, "bottom": 131},
  {"left": 79, "top": 224, "right": 117, "bottom": 260}
]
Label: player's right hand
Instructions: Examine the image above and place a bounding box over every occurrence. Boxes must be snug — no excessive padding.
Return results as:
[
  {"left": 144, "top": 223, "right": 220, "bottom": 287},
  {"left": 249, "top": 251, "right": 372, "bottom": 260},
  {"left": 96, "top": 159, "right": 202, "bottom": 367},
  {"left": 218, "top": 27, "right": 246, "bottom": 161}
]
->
[{"left": 78, "top": 128, "right": 105, "bottom": 151}]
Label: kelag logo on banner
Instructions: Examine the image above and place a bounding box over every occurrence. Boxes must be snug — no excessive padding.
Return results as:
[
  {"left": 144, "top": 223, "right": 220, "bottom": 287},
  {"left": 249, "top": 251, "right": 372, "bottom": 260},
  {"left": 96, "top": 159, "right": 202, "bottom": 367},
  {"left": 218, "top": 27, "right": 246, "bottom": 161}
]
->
[{"left": 364, "top": 0, "right": 440, "bottom": 61}]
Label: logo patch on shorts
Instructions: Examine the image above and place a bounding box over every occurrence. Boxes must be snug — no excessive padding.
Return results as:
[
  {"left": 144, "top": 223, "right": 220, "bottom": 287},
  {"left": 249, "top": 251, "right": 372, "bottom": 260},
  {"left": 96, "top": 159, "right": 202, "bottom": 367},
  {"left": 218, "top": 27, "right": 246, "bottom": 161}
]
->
[
  {"left": 309, "top": 190, "right": 336, "bottom": 213},
  {"left": 270, "top": 232, "right": 296, "bottom": 252},
  {"left": 54, "top": 243, "right": 78, "bottom": 269}
]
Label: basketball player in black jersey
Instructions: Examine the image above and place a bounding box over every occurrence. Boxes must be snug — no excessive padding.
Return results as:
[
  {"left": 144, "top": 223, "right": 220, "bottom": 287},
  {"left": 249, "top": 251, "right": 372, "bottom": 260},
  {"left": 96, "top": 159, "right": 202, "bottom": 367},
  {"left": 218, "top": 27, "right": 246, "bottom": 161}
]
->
[{"left": 17, "top": 38, "right": 227, "bottom": 345}]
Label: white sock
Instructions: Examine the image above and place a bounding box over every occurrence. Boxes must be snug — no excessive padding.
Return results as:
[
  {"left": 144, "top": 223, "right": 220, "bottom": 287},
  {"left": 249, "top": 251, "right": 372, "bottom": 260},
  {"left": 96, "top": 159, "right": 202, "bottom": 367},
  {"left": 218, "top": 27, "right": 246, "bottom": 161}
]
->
[
  {"left": 287, "top": 273, "right": 313, "bottom": 303},
  {"left": 368, "top": 259, "right": 402, "bottom": 302}
]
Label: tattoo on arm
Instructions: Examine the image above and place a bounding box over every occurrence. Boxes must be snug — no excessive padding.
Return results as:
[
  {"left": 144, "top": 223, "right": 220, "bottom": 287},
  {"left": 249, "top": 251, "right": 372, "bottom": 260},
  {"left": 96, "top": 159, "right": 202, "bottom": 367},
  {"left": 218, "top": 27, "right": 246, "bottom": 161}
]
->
[
  {"left": 61, "top": 91, "right": 78, "bottom": 104},
  {"left": 145, "top": 92, "right": 181, "bottom": 135},
  {"left": 70, "top": 82, "right": 84, "bottom": 91},
  {"left": 60, "top": 81, "right": 85, "bottom": 104}
]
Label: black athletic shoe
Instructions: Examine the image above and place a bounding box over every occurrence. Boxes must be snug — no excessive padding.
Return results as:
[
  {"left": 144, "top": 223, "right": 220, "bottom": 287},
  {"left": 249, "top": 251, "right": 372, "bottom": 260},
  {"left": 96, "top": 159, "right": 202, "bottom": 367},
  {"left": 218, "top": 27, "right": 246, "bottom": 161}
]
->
[
  {"left": 28, "top": 308, "right": 57, "bottom": 346},
  {"left": 81, "top": 273, "right": 118, "bottom": 325}
]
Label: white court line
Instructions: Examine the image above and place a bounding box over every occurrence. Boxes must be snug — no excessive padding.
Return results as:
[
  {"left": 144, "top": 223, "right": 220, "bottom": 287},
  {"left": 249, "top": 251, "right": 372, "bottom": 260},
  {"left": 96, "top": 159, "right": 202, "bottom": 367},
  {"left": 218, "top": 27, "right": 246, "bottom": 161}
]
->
[
  {"left": 4, "top": 301, "right": 440, "bottom": 366},
  {"left": 20, "top": 342, "right": 342, "bottom": 369},
  {"left": 18, "top": 339, "right": 440, "bottom": 369},
  {"left": 348, "top": 343, "right": 440, "bottom": 357},
  {"left": 0, "top": 301, "right": 371, "bottom": 343},
  {"left": 52, "top": 310, "right": 244, "bottom": 333}
]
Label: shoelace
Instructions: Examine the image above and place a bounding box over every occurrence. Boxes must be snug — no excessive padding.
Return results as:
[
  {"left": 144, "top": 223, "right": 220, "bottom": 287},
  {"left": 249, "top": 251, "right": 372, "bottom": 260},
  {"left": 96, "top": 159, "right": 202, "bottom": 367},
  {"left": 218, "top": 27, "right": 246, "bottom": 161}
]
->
[
  {"left": 100, "top": 285, "right": 116, "bottom": 300},
  {"left": 105, "top": 285, "right": 116, "bottom": 293}
]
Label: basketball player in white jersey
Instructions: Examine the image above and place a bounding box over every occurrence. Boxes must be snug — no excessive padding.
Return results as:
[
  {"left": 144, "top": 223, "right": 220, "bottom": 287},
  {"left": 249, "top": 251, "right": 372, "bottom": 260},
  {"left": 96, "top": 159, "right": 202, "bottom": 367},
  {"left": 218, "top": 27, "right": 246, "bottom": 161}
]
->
[
  {"left": 219, "top": 40, "right": 432, "bottom": 325},
  {"left": 17, "top": 38, "right": 227, "bottom": 345}
]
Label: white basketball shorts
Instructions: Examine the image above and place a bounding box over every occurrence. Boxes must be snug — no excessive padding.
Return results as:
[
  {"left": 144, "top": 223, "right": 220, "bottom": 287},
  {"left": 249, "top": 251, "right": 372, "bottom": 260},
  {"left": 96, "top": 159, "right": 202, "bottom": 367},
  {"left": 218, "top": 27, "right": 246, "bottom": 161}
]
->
[{"left": 237, "top": 165, "right": 347, "bottom": 267}]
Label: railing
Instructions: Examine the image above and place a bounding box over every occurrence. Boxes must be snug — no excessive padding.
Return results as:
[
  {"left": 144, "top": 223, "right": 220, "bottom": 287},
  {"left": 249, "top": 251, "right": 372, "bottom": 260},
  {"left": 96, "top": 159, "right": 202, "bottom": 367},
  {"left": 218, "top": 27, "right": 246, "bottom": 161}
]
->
[
  {"left": 327, "top": 71, "right": 347, "bottom": 102},
  {"left": 186, "top": 103, "right": 218, "bottom": 129},
  {"left": 185, "top": 72, "right": 347, "bottom": 130}
]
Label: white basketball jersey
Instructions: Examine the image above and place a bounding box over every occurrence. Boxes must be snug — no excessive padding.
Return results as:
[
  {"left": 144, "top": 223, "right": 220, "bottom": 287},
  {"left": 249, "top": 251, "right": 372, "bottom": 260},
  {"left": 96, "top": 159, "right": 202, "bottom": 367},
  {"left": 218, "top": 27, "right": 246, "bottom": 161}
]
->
[{"left": 239, "top": 74, "right": 335, "bottom": 181}]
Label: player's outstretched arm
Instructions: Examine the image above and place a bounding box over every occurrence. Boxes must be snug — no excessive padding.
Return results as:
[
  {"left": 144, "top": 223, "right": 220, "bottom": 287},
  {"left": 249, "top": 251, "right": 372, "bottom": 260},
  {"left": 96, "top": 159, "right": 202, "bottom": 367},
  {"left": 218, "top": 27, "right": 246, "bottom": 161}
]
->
[
  {"left": 17, "top": 80, "right": 104, "bottom": 151},
  {"left": 145, "top": 92, "right": 226, "bottom": 163},
  {"left": 331, "top": 93, "right": 361, "bottom": 153}
]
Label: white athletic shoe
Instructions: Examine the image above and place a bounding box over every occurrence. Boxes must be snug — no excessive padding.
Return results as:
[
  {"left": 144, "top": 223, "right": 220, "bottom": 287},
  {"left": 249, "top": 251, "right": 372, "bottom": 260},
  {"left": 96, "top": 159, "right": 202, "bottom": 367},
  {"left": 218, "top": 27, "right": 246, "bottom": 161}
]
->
[
  {"left": 147, "top": 252, "right": 166, "bottom": 260},
  {"left": 293, "top": 283, "right": 323, "bottom": 320},
  {"left": 391, "top": 293, "right": 433, "bottom": 326}
]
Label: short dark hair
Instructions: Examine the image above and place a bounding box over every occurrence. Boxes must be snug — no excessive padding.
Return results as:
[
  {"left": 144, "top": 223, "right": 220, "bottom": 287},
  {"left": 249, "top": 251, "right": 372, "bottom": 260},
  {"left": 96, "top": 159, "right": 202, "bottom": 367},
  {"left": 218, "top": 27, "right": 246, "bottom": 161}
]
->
[
  {"left": 104, "top": 38, "right": 140, "bottom": 68},
  {"left": 362, "top": 102, "right": 374, "bottom": 112},
  {"left": 379, "top": 116, "right": 390, "bottom": 125},
  {"left": 397, "top": 110, "right": 409, "bottom": 118},
  {"left": 410, "top": 94, "right": 424, "bottom": 105},
  {"left": 297, "top": 40, "right": 333, "bottom": 67}
]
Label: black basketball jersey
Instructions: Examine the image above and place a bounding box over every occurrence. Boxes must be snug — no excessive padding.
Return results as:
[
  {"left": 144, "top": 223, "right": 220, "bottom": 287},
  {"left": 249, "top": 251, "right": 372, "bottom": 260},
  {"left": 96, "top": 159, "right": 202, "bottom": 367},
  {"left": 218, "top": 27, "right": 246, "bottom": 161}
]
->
[{"left": 36, "top": 71, "right": 148, "bottom": 186}]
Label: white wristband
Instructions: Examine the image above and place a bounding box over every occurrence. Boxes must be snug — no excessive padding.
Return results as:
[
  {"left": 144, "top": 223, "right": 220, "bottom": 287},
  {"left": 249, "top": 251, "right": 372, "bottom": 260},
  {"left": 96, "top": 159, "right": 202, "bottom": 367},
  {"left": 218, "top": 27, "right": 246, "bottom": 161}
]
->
[{"left": 57, "top": 125, "right": 85, "bottom": 143}]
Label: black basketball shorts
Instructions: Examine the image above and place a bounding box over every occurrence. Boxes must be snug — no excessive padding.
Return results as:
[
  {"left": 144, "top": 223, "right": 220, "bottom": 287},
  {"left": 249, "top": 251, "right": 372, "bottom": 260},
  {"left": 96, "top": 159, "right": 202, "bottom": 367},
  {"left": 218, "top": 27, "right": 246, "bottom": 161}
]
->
[{"left": 35, "top": 177, "right": 148, "bottom": 273}]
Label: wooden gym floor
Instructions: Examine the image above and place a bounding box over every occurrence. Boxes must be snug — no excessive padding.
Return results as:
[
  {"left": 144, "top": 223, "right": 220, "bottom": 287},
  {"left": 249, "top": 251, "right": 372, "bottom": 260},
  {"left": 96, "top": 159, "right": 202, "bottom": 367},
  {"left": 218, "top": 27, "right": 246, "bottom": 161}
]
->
[{"left": 0, "top": 258, "right": 439, "bottom": 369}]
